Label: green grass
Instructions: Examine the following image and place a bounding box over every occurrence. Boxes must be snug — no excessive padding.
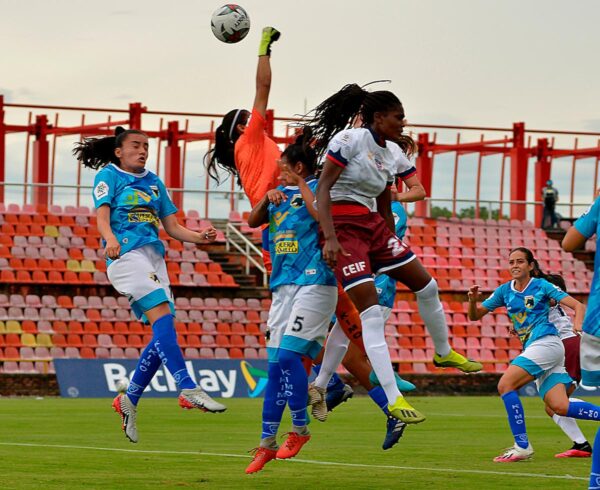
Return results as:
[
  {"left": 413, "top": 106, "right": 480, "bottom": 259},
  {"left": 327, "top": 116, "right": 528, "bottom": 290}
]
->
[{"left": 0, "top": 396, "right": 596, "bottom": 489}]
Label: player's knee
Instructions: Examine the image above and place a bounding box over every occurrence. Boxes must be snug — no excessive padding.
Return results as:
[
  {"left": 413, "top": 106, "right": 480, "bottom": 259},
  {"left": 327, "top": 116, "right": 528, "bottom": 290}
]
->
[
  {"left": 497, "top": 378, "right": 513, "bottom": 395},
  {"left": 414, "top": 278, "right": 438, "bottom": 300},
  {"left": 547, "top": 399, "right": 569, "bottom": 416}
]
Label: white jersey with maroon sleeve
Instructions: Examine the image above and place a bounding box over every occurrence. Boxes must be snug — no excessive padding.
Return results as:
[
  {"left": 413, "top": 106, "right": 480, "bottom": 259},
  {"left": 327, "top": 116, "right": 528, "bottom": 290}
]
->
[
  {"left": 325, "top": 128, "right": 415, "bottom": 211},
  {"left": 389, "top": 142, "right": 417, "bottom": 181},
  {"left": 548, "top": 304, "right": 577, "bottom": 340}
]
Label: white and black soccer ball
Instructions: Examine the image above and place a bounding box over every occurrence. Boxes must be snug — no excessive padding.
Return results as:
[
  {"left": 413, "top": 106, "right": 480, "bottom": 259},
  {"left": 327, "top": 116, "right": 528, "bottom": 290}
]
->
[
  {"left": 211, "top": 4, "right": 250, "bottom": 44},
  {"left": 115, "top": 378, "right": 129, "bottom": 394}
]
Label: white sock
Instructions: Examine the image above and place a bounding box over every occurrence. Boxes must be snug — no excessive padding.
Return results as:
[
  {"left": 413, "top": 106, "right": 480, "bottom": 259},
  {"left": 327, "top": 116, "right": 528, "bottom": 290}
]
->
[
  {"left": 314, "top": 321, "right": 350, "bottom": 390},
  {"left": 360, "top": 305, "right": 401, "bottom": 404},
  {"left": 552, "top": 413, "right": 587, "bottom": 445},
  {"left": 415, "top": 279, "right": 451, "bottom": 357}
]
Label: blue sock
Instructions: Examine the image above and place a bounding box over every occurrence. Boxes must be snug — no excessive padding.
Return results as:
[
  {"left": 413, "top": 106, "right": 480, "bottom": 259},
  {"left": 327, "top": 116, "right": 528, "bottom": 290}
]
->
[
  {"left": 313, "top": 363, "right": 344, "bottom": 391},
  {"left": 368, "top": 386, "right": 390, "bottom": 416},
  {"left": 152, "top": 314, "right": 195, "bottom": 390},
  {"left": 567, "top": 400, "right": 600, "bottom": 421},
  {"left": 590, "top": 427, "right": 600, "bottom": 489},
  {"left": 126, "top": 340, "right": 162, "bottom": 406},
  {"left": 278, "top": 348, "right": 309, "bottom": 427},
  {"left": 501, "top": 391, "right": 529, "bottom": 449},
  {"left": 261, "top": 361, "right": 287, "bottom": 441}
]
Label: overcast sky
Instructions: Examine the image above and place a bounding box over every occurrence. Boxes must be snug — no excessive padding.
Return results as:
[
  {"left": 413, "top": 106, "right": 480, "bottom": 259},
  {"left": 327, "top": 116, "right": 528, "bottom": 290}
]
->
[{"left": 2, "top": 0, "right": 600, "bottom": 217}]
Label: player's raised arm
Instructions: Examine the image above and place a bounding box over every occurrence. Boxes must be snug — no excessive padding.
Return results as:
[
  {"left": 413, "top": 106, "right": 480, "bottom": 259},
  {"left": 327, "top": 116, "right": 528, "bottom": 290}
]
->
[{"left": 252, "top": 27, "right": 280, "bottom": 118}]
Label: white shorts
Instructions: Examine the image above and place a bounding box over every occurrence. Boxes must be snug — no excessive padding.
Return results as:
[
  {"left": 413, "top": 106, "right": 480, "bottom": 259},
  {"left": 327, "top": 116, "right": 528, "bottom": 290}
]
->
[
  {"left": 581, "top": 332, "right": 600, "bottom": 386},
  {"left": 266, "top": 284, "right": 337, "bottom": 362},
  {"left": 380, "top": 306, "right": 393, "bottom": 324},
  {"left": 107, "top": 244, "right": 174, "bottom": 322},
  {"left": 511, "top": 335, "right": 573, "bottom": 399}
]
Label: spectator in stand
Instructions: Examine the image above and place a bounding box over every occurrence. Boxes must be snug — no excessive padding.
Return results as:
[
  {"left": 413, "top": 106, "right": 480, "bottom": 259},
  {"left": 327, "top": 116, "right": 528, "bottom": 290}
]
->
[{"left": 541, "top": 179, "right": 559, "bottom": 229}]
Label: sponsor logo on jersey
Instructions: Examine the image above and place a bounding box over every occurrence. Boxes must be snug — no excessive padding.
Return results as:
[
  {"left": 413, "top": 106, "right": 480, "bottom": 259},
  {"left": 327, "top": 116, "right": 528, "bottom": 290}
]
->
[
  {"left": 305, "top": 268, "right": 317, "bottom": 276},
  {"left": 94, "top": 181, "right": 109, "bottom": 200},
  {"left": 275, "top": 240, "right": 299, "bottom": 254},
  {"left": 511, "top": 312, "right": 528, "bottom": 324},
  {"left": 272, "top": 210, "right": 290, "bottom": 227},
  {"left": 128, "top": 206, "right": 159, "bottom": 225},
  {"left": 125, "top": 189, "right": 152, "bottom": 205}
]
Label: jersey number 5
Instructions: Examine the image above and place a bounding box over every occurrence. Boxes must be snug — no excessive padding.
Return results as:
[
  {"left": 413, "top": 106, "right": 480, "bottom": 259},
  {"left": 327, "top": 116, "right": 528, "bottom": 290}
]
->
[{"left": 291, "top": 316, "right": 304, "bottom": 332}]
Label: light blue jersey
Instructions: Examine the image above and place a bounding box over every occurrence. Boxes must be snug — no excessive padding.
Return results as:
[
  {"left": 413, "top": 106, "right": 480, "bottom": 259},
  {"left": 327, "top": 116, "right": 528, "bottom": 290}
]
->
[
  {"left": 93, "top": 164, "right": 177, "bottom": 265},
  {"left": 268, "top": 177, "right": 336, "bottom": 291},
  {"left": 482, "top": 277, "right": 568, "bottom": 348},
  {"left": 574, "top": 197, "right": 600, "bottom": 337},
  {"left": 375, "top": 201, "right": 408, "bottom": 308}
]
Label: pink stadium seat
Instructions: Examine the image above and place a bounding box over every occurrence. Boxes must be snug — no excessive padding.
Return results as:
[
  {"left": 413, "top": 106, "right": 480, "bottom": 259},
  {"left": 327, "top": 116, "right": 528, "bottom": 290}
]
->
[
  {"left": 110, "top": 347, "right": 125, "bottom": 358},
  {"left": 124, "top": 347, "right": 139, "bottom": 359},
  {"left": 200, "top": 347, "right": 215, "bottom": 358},
  {"left": 184, "top": 347, "right": 200, "bottom": 359},
  {"left": 210, "top": 346, "right": 228, "bottom": 358}
]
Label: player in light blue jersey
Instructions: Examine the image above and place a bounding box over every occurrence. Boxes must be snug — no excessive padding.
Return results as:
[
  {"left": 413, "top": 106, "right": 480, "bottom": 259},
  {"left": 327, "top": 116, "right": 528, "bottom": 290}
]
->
[
  {"left": 562, "top": 196, "right": 600, "bottom": 485},
  {"left": 75, "top": 127, "right": 226, "bottom": 444},
  {"left": 468, "top": 247, "right": 600, "bottom": 463},
  {"left": 245, "top": 129, "right": 337, "bottom": 473}
]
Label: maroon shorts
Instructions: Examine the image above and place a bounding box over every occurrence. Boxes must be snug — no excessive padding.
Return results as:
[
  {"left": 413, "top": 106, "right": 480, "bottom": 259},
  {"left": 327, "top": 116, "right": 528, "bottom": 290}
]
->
[
  {"left": 325, "top": 209, "right": 415, "bottom": 290},
  {"left": 562, "top": 335, "right": 581, "bottom": 383}
]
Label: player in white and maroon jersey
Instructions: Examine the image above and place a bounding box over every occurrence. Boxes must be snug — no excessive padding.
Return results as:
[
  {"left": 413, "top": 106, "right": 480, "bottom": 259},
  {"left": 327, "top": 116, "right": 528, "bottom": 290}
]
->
[{"left": 311, "top": 83, "right": 482, "bottom": 424}]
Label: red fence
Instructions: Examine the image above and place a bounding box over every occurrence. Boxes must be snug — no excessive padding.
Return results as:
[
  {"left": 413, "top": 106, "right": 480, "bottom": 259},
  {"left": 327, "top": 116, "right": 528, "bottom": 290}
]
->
[{"left": 2, "top": 95, "right": 600, "bottom": 222}]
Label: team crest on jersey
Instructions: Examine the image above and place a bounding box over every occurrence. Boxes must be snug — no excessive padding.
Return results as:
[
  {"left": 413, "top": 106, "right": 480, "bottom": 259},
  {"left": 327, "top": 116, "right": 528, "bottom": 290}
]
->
[
  {"left": 290, "top": 194, "right": 303, "bottom": 208},
  {"left": 524, "top": 296, "right": 535, "bottom": 309},
  {"left": 149, "top": 272, "right": 160, "bottom": 283},
  {"left": 150, "top": 185, "right": 159, "bottom": 198}
]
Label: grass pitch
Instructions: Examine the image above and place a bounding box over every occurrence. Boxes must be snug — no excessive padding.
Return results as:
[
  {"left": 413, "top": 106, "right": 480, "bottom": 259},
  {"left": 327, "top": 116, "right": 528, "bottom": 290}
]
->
[{"left": 0, "top": 396, "right": 595, "bottom": 489}]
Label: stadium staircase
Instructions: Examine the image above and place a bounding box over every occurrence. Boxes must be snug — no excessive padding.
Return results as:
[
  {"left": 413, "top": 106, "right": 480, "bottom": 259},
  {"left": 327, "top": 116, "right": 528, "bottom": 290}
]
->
[{"left": 0, "top": 205, "right": 594, "bottom": 378}]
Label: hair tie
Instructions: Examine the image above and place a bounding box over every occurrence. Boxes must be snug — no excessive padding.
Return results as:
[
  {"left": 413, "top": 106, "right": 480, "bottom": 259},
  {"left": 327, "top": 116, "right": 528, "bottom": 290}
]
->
[{"left": 228, "top": 109, "right": 242, "bottom": 141}]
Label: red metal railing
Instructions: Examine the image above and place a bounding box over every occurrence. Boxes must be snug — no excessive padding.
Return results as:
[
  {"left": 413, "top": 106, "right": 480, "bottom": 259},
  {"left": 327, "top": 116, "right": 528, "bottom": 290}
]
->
[{"left": 2, "top": 95, "right": 600, "bottom": 222}]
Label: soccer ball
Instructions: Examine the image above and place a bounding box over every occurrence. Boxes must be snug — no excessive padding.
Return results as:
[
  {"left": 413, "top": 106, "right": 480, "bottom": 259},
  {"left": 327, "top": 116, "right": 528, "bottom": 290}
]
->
[
  {"left": 210, "top": 4, "right": 250, "bottom": 43},
  {"left": 115, "top": 378, "right": 129, "bottom": 394}
]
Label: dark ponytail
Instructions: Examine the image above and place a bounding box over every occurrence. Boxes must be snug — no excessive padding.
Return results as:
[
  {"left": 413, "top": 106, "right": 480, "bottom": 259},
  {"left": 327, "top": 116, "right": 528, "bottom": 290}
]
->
[
  {"left": 73, "top": 126, "right": 146, "bottom": 170},
  {"left": 204, "top": 109, "right": 249, "bottom": 186},
  {"left": 545, "top": 273, "right": 568, "bottom": 293},
  {"left": 281, "top": 126, "right": 317, "bottom": 174},
  {"left": 306, "top": 83, "right": 367, "bottom": 159},
  {"left": 307, "top": 82, "right": 417, "bottom": 160}
]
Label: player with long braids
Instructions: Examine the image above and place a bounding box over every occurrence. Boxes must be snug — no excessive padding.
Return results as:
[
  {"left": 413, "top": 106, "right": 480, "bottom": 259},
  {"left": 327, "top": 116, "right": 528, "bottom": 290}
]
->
[
  {"left": 75, "top": 127, "right": 226, "bottom": 444},
  {"left": 311, "top": 84, "right": 482, "bottom": 424},
  {"left": 204, "top": 32, "right": 417, "bottom": 425}
]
